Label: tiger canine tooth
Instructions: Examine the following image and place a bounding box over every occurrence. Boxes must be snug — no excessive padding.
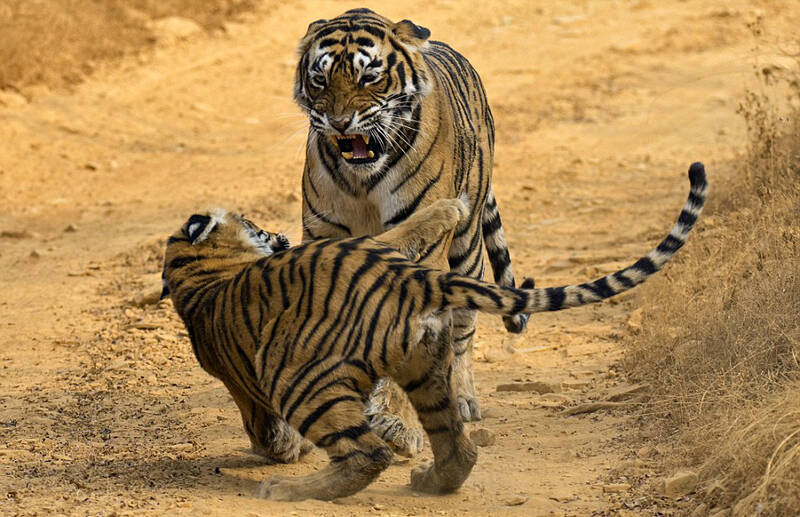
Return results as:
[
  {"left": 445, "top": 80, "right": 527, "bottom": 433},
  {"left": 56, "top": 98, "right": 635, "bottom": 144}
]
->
[
  {"left": 363, "top": 135, "right": 370, "bottom": 145},
  {"left": 341, "top": 151, "right": 354, "bottom": 160},
  {"left": 368, "top": 150, "right": 375, "bottom": 158}
]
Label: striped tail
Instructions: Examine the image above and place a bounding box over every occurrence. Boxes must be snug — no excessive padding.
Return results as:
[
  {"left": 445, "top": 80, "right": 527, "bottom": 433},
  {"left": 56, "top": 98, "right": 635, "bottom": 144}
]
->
[
  {"left": 481, "top": 186, "right": 529, "bottom": 333},
  {"left": 445, "top": 163, "right": 708, "bottom": 315}
]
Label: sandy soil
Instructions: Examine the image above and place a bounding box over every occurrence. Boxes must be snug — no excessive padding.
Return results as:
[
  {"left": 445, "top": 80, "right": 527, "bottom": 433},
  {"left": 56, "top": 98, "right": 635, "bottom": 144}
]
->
[{"left": 2, "top": 1, "right": 798, "bottom": 515}]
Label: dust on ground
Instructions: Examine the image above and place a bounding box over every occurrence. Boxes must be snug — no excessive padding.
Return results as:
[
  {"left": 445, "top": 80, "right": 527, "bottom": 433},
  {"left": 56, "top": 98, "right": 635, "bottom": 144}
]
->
[{"left": 1, "top": 1, "right": 798, "bottom": 516}]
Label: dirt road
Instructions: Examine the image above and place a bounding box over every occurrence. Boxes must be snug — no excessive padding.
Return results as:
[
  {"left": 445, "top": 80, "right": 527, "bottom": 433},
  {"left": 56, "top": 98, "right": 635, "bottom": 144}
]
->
[{"left": 2, "top": 1, "right": 798, "bottom": 515}]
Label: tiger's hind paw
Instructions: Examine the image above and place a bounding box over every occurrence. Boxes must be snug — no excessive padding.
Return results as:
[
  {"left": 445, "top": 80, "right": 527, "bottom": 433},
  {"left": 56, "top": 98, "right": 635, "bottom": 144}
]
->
[{"left": 502, "top": 313, "right": 529, "bottom": 334}]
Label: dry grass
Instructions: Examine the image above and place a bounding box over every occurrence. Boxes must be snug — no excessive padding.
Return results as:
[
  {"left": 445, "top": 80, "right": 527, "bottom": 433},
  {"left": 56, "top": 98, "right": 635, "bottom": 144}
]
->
[
  {"left": 625, "top": 57, "right": 800, "bottom": 515},
  {"left": 0, "top": 0, "right": 255, "bottom": 92}
]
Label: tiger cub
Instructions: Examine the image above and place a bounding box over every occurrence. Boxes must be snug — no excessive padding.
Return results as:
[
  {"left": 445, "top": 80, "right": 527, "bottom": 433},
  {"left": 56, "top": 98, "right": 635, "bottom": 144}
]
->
[{"left": 161, "top": 164, "right": 706, "bottom": 500}]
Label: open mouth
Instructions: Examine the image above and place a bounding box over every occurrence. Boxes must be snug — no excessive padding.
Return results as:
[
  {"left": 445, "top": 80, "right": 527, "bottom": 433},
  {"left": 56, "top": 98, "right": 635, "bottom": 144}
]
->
[{"left": 331, "top": 134, "right": 382, "bottom": 164}]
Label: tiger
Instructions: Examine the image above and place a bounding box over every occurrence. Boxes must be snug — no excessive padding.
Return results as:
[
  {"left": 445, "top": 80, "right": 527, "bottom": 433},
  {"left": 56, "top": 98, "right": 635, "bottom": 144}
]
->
[
  {"left": 293, "top": 8, "right": 526, "bottom": 436},
  {"left": 161, "top": 163, "right": 707, "bottom": 501}
]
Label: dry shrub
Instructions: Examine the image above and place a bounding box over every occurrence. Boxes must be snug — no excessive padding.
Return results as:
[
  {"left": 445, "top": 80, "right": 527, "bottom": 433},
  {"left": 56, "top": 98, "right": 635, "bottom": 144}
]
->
[
  {"left": 0, "top": 0, "right": 255, "bottom": 92},
  {"left": 625, "top": 57, "right": 800, "bottom": 515}
]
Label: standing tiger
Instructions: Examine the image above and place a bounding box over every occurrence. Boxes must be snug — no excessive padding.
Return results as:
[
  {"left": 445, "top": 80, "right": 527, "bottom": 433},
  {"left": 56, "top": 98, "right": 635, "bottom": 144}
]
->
[
  {"left": 161, "top": 164, "right": 707, "bottom": 501},
  {"left": 293, "top": 8, "right": 524, "bottom": 445}
]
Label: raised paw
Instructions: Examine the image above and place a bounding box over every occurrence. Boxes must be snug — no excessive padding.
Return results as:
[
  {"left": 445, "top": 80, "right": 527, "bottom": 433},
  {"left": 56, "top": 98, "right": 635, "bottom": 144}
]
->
[
  {"left": 502, "top": 313, "right": 529, "bottom": 334},
  {"left": 368, "top": 411, "right": 424, "bottom": 457}
]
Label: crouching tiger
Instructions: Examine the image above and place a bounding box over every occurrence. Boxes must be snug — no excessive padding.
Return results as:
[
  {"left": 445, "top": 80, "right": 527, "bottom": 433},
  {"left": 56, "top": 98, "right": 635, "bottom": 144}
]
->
[{"left": 160, "top": 163, "right": 707, "bottom": 501}]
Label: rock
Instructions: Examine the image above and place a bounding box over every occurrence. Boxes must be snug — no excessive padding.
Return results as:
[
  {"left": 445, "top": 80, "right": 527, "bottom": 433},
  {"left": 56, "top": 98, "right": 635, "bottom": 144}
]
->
[
  {"left": 1, "top": 229, "right": 38, "bottom": 239},
  {"left": 29, "top": 249, "right": 42, "bottom": 259},
  {"left": 469, "top": 428, "right": 496, "bottom": 447},
  {"left": 151, "top": 17, "right": 202, "bottom": 44},
  {"left": 84, "top": 162, "right": 99, "bottom": 171},
  {"left": 496, "top": 381, "right": 557, "bottom": 394},
  {"left": 0, "top": 89, "right": 27, "bottom": 108},
  {"left": 663, "top": 470, "right": 698, "bottom": 498},
  {"left": 63, "top": 223, "right": 79, "bottom": 233},
  {"left": 626, "top": 308, "right": 643, "bottom": 333},
  {"left": 602, "top": 483, "right": 631, "bottom": 493},
  {"left": 505, "top": 495, "right": 528, "bottom": 506},
  {"left": 134, "top": 286, "right": 163, "bottom": 307}
]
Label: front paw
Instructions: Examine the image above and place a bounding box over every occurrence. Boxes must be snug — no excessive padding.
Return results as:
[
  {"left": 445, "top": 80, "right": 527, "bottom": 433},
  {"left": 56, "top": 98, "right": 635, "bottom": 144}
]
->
[{"left": 368, "top": 412, "right": 424, "bottom": 457}]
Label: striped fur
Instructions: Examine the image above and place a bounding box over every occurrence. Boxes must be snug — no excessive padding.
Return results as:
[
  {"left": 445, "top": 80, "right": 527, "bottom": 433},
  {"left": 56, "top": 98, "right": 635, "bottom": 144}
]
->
[
  {"left": 162, "top": 164, "right": 707, "bottom": 500},
  {"left": 294, "top": 7, "right": 524, "bottom": 427}
]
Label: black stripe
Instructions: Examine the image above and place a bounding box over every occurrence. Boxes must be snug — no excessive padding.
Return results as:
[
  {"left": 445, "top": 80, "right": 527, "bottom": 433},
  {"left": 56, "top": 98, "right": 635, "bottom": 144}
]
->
[
  {"left": 297, "top": 395, "right": 358, "bottom": 435},
  {"left": 316, "top": 422, "right": 371, "bottom": 447},
  {"left": 656, "top": 235, "right": 683, "bottom": 254},
  {"left": 632, "top": 257, "right": 657, "bottom": 275},
  {"left": 546, "top": 287, "right": 566, "bottom": 311}
]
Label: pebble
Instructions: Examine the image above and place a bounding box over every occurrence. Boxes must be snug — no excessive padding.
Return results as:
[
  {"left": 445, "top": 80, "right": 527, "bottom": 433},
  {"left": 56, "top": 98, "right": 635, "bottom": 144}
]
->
[
  {"left": 1, "top": 229, "right": 38, "bottom": 239},
  {"left": 496, "top": 381, "right": 557, "bottom": 394},
  {"left": 63, "top": 223, "right": 79, "bottom": 233},
  {"left": 663, "top": 470, "right": 698, "bottom": 498},
  {"left": 134, "top": 286, "right": 163, "bottom": 307},
  {"left": 602, "top": 483, "right": 631, "bottom": 493},
  {"left": 505, "top": 495, "right": 528, "bottom": 506},
  {"left": 29, "top": 249, "right": 42, "bottom": 259},
  {"left": 469, "top": 428, "right": 496, "bottom": 447}
]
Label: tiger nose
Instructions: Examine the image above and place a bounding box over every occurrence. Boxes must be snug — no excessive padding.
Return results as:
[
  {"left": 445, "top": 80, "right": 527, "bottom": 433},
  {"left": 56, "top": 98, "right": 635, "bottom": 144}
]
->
[{"left": 329, "top": 115, "right": 352, "bottom": 133}]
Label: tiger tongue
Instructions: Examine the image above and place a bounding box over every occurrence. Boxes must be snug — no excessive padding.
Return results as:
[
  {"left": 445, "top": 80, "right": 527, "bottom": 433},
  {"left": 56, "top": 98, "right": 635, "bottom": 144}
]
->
[{"left": 351, "top": 135, "right": 368, "bottom": 159}]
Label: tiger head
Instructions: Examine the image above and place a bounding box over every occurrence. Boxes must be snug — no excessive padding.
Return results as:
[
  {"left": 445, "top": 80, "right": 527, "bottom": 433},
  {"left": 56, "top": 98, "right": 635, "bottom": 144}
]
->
[
  {"left": 294, "top": 8, "right": 432, "bottom": 170},
  {"left": 161, "top": 209, "right": 289, "bottom": 300}
]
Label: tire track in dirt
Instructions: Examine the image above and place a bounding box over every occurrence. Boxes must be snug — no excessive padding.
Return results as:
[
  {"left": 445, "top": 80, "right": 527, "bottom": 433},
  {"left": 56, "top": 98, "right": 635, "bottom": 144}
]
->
[{"left": 2, "top": 1, "right": 797, "bottom": 515}]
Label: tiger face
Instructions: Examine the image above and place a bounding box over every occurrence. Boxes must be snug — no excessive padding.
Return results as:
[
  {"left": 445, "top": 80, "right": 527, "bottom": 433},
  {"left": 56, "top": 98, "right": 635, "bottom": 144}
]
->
[
  {"left": 161, "top": 209, "right": 289, "bottom": 299},
  {"left": 294, "top": 8, "right": 432, "bottom": 170}
]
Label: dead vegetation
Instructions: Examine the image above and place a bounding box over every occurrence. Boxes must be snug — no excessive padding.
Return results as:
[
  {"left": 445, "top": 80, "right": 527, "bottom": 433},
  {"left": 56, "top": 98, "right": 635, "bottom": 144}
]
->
[
  {"left": 0, "top": 0, "right": 255, "bottom": 93},
  {"left": 625, "top": 53, "right": 800, "bottom": 515}
]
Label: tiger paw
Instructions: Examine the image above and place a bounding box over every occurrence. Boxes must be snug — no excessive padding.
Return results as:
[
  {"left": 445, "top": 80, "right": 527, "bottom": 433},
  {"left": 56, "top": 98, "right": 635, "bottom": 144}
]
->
[
  {"left": 502, "top": 313, "right": 529, "bottom": 334},
  {"left": 456, "top": 395, "right": 482, "bottom": 422},
  {"left": 249, "top": 430, "right": 314, "bottom": 464},
  {"left": 367, "top": 411, "right": 424, "bottom": 457},
  {"left": 259, "top": 475, "right": 306, "bottom": 501},
  {"left": 409, "top": 461, "right": 465, "bottom": 494}
]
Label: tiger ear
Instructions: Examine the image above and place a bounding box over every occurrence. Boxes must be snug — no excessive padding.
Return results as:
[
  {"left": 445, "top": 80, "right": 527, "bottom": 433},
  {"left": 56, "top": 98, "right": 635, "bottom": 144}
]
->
[
  {"left": 393, "top": 19, "right": 430, "bottom": 46},
  {"left": 185, "top": 214, "right": 214, "bottom": 244},
  {"left": 304, "top": 18, "right": 329, "bottom": 37}
]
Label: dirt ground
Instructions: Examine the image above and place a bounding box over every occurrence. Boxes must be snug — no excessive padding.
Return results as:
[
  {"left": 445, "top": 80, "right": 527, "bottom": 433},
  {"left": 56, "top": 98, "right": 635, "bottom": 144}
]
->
[{"left": 2, "top": 1, "right": 799, "bottom": 516}]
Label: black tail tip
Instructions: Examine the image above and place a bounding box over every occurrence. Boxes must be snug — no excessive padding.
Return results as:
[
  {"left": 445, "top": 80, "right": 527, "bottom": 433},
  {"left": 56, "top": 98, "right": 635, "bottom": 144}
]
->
[
  {"left": 520, "top": 277, "right": 535, "bottom": 289},
  {"left": 688, "top": 162, "right": 706, "bottom": 186}
]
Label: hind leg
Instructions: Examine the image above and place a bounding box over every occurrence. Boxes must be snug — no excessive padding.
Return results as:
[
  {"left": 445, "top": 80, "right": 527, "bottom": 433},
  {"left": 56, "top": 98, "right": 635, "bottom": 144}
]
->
[
  {"left": 224, "top": 380, "right": 313, "bottom": 464},
  {"left": 260, "top": 389, "right": 393, "bottom": 501},
  {"left": 397, "top": 319, "right": 477, "bottom": 493},
  {"left": 450, "top": 308, "right": 481, "bottom": 421}
]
